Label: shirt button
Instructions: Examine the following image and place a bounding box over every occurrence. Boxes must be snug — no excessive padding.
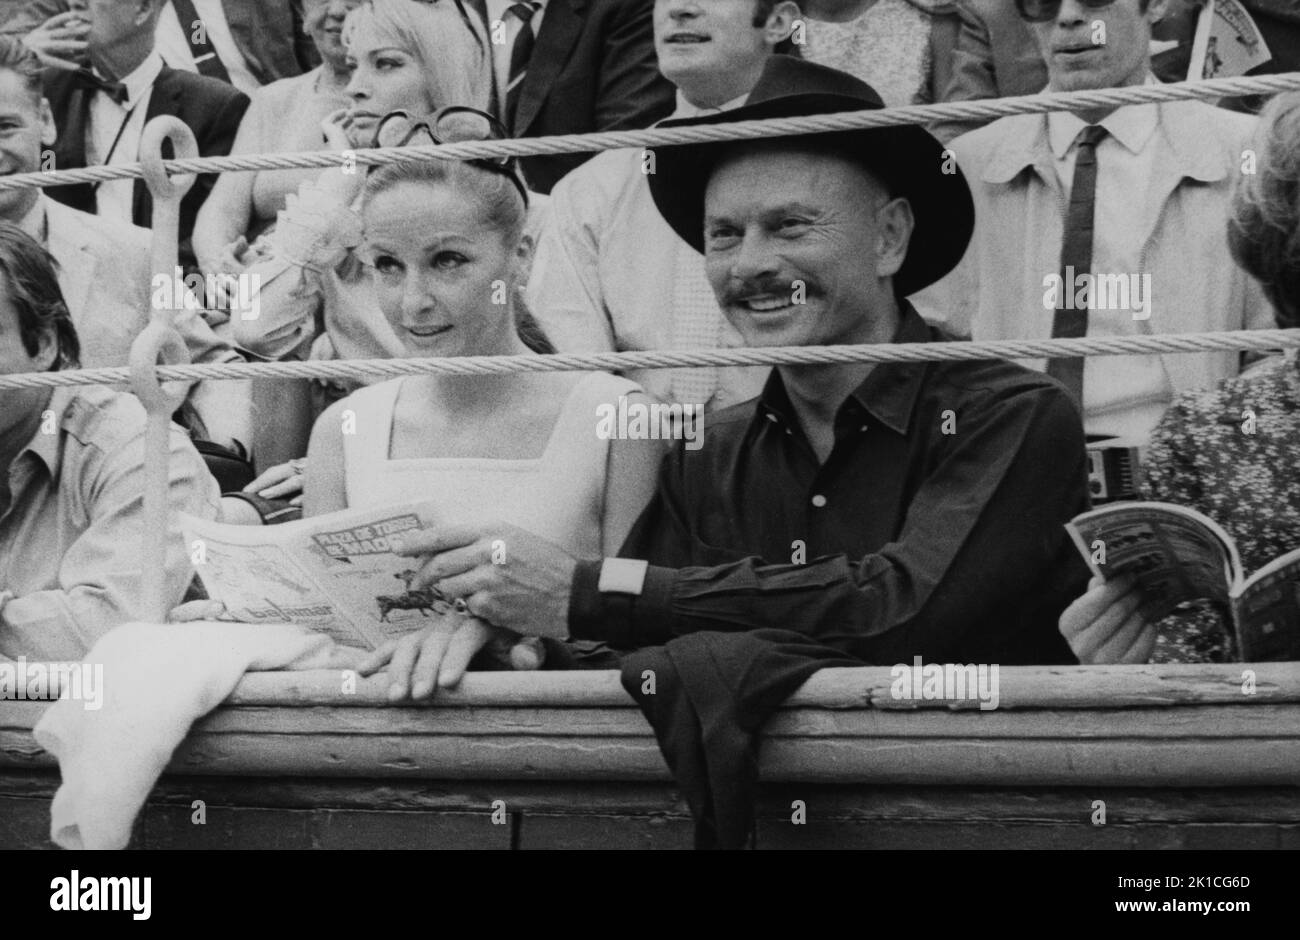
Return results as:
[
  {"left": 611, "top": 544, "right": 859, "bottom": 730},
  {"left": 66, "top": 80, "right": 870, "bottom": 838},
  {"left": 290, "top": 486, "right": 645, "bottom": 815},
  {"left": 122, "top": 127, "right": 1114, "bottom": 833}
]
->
[
  {"left": 859, "top": 424, "right": 868, "bottom": 432},
  {"left": 811, "top": 494, "right": 828, "bottom": 508}
]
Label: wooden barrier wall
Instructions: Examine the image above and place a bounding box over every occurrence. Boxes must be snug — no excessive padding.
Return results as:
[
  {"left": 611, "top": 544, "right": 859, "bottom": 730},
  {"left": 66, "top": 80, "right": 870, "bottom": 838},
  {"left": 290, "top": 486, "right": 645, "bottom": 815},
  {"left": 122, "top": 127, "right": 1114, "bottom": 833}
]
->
[{"left": 2, "top": 665, "right": 1299, "bottom": 849}]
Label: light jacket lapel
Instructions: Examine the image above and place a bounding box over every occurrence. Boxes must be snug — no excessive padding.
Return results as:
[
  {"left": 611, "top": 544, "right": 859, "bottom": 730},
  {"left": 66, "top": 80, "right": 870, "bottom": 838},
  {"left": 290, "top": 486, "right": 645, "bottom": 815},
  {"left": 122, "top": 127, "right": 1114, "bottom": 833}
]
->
[
  {"left": 1133, "top": 99, "right": 1229, "bottom": 253},
  {"left": 512, "top": 0, "right": 587, "bottom": 136},
  {"left": 980, "top": 103, "right": 1226, "bottom": 258},
  {"left": 44, "top": 199, "right": 96, "bottom": 319}
]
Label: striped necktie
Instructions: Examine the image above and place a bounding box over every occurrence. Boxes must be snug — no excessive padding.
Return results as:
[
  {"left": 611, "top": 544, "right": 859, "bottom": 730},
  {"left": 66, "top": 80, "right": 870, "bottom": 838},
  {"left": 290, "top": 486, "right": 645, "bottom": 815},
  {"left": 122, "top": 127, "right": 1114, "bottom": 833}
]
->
[
  {"left": 1046, "top": 123, "right": 1108, "bottom": 410},
  {"left": 505, "top": 1, "right": 541, "bottom": 127}
]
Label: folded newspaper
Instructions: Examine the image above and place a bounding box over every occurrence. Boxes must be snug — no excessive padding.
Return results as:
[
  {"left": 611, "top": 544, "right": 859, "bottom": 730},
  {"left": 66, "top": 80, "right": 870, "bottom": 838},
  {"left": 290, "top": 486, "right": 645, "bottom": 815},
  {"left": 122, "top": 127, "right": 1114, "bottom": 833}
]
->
[
  {"left": 180, "top": 501, "right": 454, "bottom": 650},
  {"left": 1067, "top": 502, "right": 1300, "bottom": 661}
]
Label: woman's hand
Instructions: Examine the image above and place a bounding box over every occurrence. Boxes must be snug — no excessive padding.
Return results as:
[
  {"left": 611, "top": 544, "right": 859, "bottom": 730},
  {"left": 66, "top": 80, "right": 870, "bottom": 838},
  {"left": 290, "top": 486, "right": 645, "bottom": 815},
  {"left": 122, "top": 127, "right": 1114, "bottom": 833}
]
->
[
  {"left": 241, "top": 459, "right": 307, "bottom": 505},
  {"left": 357, "top": 614, "right": 544, "bottom": 701},
  {"left": 206, "top": 236, "right": 258, "bottom": 309},
  {"left": 320, "top": 107, "right": 368, "bottom": 151},
  {"left": 1058, "top": 574, "right": 1156, "bottom": 664},
  {"left": 168, "top": 599, "right": 232, "bottom": 623},
  {"left": 214, "top": 236, "right": 256, "bottom": 275}
]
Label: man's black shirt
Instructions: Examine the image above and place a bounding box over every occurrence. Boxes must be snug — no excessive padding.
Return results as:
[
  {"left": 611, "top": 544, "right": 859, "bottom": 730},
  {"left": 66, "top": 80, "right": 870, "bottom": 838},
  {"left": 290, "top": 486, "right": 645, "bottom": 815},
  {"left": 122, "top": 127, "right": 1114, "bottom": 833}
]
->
[{"left": 571, "top": 305, "right": 1088, "bottom": 665}]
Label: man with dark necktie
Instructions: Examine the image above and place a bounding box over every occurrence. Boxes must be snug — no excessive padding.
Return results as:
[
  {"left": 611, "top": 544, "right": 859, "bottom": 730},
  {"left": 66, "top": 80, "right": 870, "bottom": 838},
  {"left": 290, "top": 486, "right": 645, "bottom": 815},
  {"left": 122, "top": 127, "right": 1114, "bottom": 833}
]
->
[
  {"left": 40, "top": 0, "right": 247, "bottom": 273},
  {"left": 912, "top": 0, "right": 1270, "bottom": 458},
  {"left": 466, "top": 0, "right": 674, "bottom": 193}
]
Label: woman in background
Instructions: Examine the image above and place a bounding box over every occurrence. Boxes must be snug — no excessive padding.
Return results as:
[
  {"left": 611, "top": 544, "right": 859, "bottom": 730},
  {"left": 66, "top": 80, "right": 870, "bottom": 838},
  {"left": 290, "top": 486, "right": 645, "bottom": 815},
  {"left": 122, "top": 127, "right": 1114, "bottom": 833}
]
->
[
  {"left": 1060, "top": 92, "right": 1300, "bottom": 664},
  {"left": 227, "top": 0, "right": 494, "bottom": 470},
  {"left": 801, "top": 0, "right": 943, "bottom": 106},
  {"left": 192, "top": 0, "right": 364, "bottom": 282}
]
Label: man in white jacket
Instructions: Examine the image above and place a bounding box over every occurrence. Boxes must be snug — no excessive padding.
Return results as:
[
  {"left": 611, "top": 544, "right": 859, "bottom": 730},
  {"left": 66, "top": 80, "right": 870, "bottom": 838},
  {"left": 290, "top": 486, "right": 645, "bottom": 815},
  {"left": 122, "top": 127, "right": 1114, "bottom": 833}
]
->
[
  {"left": 911, "top": 0, "right": 1270, "bottom": 446},
  {"left": 0, "top": 35, "right": 248, "bottom": 448}
]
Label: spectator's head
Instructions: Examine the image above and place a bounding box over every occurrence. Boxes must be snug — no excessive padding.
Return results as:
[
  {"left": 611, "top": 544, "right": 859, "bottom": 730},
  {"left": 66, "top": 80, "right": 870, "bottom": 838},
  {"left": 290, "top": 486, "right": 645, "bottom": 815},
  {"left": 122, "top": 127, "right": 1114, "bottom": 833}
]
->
[
  {"left": 1018, "top": 0, "right": 1165, "bottom": 93},
  {"left": 0, "top": 221, "right": 78, "bottom": 388},
  {"left": 655, "top": 0, "right": 801, "bottom": 109},
  {"left": 702, "top": 141, "right": 915, "bottom": 349},
  {"left": 358, "top": 121, "right": 552, "bottom": 358},
  {"left": 343, "top": 0, "right": 491, "bottom": 145},
  {"left": 647, "top": 58, "right": 973, "bottom": 348},
  {"left": 1229, "top": 91, "right": 1300, "bottom": 330},
  {"left": 86, "top": 0, "right": 163, "bottom": 78},
  {"left": 0, "top": 38, "right": 55, "bottom": 223},
  {"left": 303, "top": 0, "right": 366, "bottom": 75}
]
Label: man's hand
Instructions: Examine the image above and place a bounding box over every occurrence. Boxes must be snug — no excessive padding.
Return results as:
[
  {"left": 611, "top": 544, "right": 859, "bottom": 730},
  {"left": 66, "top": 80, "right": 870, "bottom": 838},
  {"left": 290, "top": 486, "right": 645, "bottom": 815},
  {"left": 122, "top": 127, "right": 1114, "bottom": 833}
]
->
[
  {"left": 22, "top": 12, "right": 90, "bottom": 71},
  {"left": 1058, "top": 574, "right": 1155, "bottom": 664},
  {"left": 390, "top": 523, "right": 579, "bottom": 639}
]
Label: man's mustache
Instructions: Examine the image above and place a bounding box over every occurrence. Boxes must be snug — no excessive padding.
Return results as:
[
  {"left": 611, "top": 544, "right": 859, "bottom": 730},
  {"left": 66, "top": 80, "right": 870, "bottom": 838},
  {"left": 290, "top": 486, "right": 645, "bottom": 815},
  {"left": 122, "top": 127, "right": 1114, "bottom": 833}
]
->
[{"left": 721, "top": 277, "right": 812, "bottom": 305}]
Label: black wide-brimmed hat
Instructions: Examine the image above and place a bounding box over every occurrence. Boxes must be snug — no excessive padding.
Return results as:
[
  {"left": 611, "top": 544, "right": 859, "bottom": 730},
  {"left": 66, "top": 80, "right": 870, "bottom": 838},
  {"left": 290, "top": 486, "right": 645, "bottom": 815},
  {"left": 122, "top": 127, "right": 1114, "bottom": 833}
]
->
[{"left": 647, "top": 57, "right": 974, "bottom": 297}]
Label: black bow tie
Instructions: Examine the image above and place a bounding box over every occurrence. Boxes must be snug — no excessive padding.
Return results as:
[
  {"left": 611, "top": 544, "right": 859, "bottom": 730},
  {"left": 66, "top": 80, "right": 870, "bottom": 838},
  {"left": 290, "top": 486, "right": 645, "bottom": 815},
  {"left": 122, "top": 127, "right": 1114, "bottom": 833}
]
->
[{"left": 72, "top": 68, "right": 129, "bottom": 106}]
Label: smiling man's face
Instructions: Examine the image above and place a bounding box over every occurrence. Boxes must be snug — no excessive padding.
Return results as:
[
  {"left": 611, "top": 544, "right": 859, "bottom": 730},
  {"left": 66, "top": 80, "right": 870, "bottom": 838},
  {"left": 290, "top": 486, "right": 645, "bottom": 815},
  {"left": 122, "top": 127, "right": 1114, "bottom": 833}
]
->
[
  {"left": 654, "top": 0, "right": 778, "bottom": 102},
  {"left": 702, "top": 144, "right": 912, "bottom": 350},
  {"left": 1031, "top": 0, "right": 1166, "bottom": 92},
  {"left": 0, "top": 69, "right": 53, "bottom": 221}
]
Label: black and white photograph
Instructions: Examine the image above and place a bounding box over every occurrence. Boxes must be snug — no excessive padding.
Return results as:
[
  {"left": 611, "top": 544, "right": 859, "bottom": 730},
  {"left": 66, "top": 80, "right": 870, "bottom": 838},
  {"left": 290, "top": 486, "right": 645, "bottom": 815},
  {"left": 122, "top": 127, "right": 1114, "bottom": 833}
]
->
[{"left": 0, "top": 0, "right": 1296, "bottom": 914}]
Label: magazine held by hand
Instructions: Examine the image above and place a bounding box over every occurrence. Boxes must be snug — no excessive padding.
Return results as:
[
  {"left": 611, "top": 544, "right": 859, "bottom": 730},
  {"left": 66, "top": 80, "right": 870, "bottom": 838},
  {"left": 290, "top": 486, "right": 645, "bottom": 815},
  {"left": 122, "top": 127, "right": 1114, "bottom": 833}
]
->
[
  {"left": 180, "top": 501, "right": 454, "bottom": 650},
  {"left": 1067, "top": 502, "right": 1300, "bottom": 661}
]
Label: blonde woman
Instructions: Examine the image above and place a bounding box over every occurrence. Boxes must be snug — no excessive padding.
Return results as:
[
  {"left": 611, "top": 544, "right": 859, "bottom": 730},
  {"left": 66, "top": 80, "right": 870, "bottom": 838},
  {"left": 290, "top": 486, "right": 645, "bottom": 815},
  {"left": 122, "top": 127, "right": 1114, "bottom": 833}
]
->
[{"left": 227, "top": 0, "right": 497, "bottom": 471}]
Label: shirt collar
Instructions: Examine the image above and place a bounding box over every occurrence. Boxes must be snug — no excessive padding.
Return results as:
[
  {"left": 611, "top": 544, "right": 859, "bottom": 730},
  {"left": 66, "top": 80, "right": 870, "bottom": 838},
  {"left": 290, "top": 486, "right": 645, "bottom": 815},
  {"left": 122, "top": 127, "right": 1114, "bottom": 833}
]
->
[
  {"left": 101, "top": 50, "right": 164, "bottom": 108},
  {"left": 671, "top": 89, "right": 749, "bottom": 119},
  {"left": 15, "top": 387, "right": 73, "bottom": 480},
  {"left": 1047, "top": 72, "right": 1160, "bottom": 159},
  {"left": 487, "top": 0, "right": 548, "bottom": 20},
  {"left": 756, "top": 303, "right": 932, "bottom": 438}
]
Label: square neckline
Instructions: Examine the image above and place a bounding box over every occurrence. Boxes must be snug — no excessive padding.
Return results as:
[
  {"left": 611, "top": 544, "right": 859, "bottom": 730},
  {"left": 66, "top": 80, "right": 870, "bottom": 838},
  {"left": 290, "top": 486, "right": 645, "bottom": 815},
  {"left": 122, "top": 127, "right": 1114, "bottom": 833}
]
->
[{"left": 381, "top": 372, "right": 600, "bottom": 467}]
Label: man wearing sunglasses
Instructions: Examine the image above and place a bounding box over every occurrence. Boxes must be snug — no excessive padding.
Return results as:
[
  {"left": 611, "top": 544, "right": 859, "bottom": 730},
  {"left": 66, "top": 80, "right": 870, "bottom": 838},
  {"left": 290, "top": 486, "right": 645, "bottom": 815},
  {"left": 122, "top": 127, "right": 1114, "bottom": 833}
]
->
[{"left": 913, "top": 0, "right": 1269, "bottom": 453}]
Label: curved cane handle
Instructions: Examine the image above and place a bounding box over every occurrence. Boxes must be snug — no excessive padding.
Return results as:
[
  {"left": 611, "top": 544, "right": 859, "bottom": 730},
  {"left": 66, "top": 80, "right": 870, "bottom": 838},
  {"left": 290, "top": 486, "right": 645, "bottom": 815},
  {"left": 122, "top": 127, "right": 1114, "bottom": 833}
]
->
[
  {"left": 139, "top": 116, "right": 199, "bottom": 303},
  {"left": 128, "top": 320, "right": 191, "bottom": 414},
  {"left": 139, "top": 114, "right": 199, "bottom": 207},
  {"left": 127, "top": 320, "right": 191, "bottom": 623},
  {"left": 132, "top": 117, "right": 200, "bottom": 622}
]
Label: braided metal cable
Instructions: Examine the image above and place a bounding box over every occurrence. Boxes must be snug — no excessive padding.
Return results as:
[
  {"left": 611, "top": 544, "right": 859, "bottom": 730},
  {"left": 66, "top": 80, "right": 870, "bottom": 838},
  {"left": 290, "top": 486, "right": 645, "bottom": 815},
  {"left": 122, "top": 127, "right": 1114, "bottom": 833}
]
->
[
  {"left": 3, "top": 329, "right": 1298, "bottom": 392},
  {"left": 1, "top": 72, "right": 1296, "bottom": 193}
]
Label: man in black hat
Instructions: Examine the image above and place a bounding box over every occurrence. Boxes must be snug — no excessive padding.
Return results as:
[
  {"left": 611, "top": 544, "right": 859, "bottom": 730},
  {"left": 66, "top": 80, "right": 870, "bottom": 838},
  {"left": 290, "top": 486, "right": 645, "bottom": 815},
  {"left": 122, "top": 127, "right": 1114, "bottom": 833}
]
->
[{"left": 383, "top": 57, "right": 1091, "bottom": 847}]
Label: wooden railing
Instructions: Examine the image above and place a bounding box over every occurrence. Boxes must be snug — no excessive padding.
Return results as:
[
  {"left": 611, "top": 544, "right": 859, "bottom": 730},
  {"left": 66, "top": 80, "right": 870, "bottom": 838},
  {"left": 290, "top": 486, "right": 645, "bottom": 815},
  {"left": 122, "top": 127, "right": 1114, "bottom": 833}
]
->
[{"left": 3, "top": 664, "right": 1299, "bottom": 848}]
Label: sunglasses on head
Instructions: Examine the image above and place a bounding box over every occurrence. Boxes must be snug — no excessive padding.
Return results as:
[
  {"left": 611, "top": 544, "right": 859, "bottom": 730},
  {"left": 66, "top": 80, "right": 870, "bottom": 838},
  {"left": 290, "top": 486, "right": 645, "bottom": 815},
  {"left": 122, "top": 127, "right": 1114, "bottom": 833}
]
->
[
  {"left": 1015, "top": 0, "right": 1118, "bottom": 22},
  {"left": 369, "top": 106, "right": 529, "bottom": 207}
]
